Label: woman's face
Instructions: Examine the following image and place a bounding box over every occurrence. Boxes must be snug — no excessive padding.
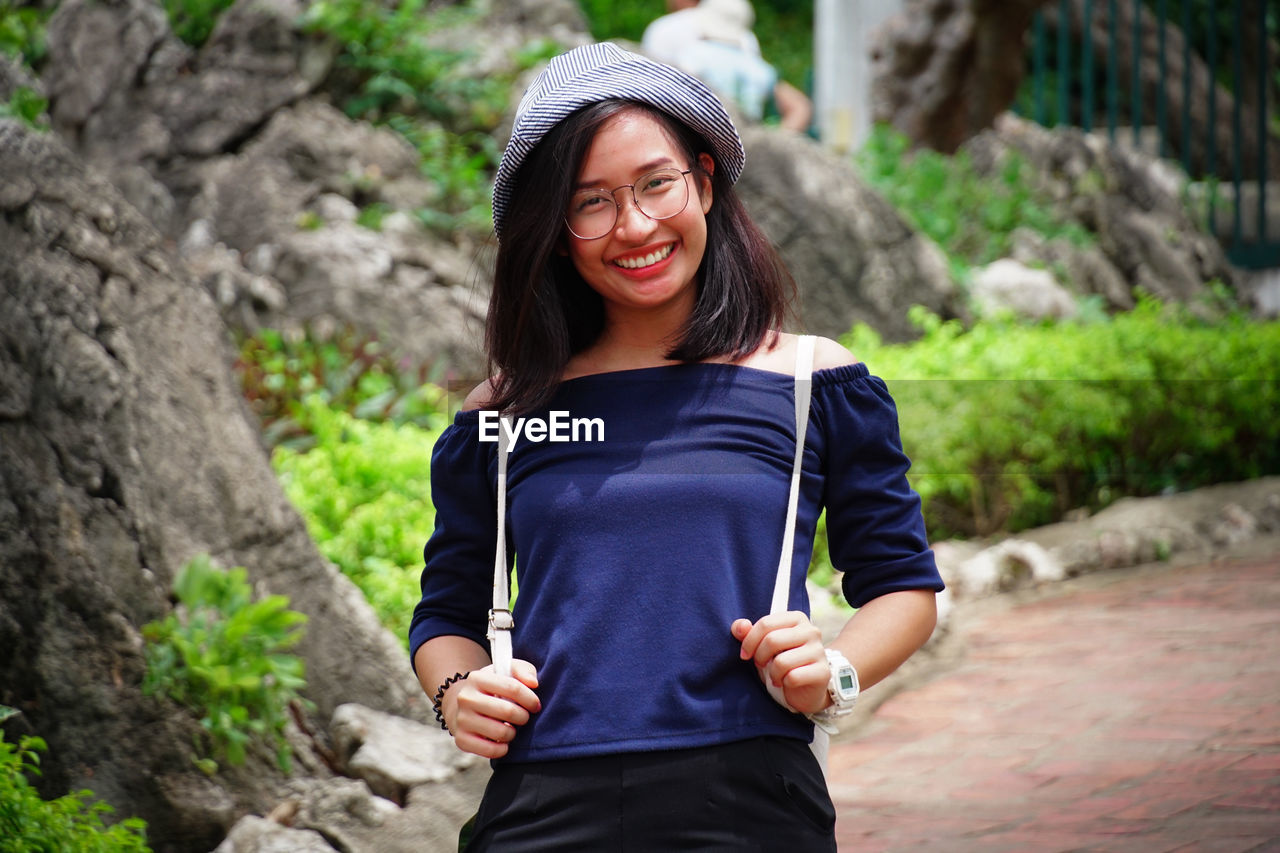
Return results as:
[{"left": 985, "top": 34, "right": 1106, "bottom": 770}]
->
[{"left": 564, "top": 108, "right": 714, "bottom": 323}]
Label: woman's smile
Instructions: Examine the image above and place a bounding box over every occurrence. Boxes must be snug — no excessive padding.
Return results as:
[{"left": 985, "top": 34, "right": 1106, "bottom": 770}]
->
[{"left": 610, "top": 242, "right": 677, "bottom": 273}]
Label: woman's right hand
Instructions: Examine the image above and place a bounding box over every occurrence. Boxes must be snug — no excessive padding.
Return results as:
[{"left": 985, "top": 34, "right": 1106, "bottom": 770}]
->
[{"left": 442, "top": 659, "right": 541, "bottom": 759}]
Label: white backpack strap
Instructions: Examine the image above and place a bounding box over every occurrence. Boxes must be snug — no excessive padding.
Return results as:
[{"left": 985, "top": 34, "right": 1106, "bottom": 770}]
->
[
  {"left": 770, "top": 334, "right": 815, "bottom": 615},
  {"left": 763, "top": 336, "right": 831, "bottom": 775},
  {"left": 488, "top": 416, "right": 515, "bottom": 677}
]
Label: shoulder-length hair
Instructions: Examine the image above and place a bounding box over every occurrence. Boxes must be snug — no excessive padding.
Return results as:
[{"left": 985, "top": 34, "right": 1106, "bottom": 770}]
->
[{"left": 486, "top": 98, "right": 795, "bottom": 414}]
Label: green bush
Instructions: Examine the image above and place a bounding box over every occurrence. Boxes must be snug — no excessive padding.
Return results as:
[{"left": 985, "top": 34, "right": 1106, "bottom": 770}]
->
[
  {"left": 234, "top": 326, "right": 449, "bottom": 450},
  {"left": 0, "top": 86, "right": 48, "bottom": 130},
  {"left": 161, "top": 0, "right": 236, "bottom": 47},
  {"left": 0, "top": 6, "right": 48, "bottom": 68},
  {"left": 855, "top": 124, "right": 1094, "bottom": 274},
  {"left": 0, "top": 5, "right": 50, "bottom": 130},
  {"left": 273, "top": 401, "right": 444, "bottom": 643},
  {"left": 300, "top": 0, "right": 557, "bottom": 232},
  {"left": 142, "top": 556, "right": 310, "bottom": 774},
  {"left": 841, "top": 300, "right": 1280, "bottom": 539},
  {"left": 0, "top": 710, "right": 149, "bottom": 852}
]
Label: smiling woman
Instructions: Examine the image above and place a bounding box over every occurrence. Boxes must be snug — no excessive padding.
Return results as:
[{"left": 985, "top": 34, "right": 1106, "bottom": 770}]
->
[
  {"left": 561, "top": 108, "right": 713, "bottom": 323},
  {"left": 408, "top": 42, "right": 943, "bottom": 852}
]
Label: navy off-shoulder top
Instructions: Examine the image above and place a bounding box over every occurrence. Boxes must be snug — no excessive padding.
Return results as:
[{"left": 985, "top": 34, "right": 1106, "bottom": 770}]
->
[{"left": 410, "top": 362, "right": 943, "bottom": 763}]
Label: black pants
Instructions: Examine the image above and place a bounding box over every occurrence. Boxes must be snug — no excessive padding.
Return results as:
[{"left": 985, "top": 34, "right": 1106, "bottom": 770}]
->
[{"left": 464, "top": 737, "right": 837, "bottom": 852}]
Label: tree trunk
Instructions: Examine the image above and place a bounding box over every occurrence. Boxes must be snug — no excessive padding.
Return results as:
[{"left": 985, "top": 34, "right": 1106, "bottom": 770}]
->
[{"left": 871, "top": 0, "right": 1048, "bottom": 154}]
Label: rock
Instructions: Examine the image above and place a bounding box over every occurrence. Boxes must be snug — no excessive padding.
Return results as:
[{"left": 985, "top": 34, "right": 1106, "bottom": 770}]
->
[
  {"left": 944, "top": 539, "right": 1066, "bottom": 598},
  {"left": 330, "top": 703, "right": 480, "bottom": 804},
  {"left": 214, "top": 815, "right": 334, "bottom": 853},
  {"left": 1210, "top": 503, "right": 1259, "bottom": 548},
  {"left": 1010, "top": 228, "right": 1134, "bottom": 310},
  {"left": 972, "top": 478, "right": 1280, "bottom": 578},
  {"left": 289, "top": 777, "right": 401, "bottom": 850},
  {"left": 187, "top": 100, "right": 488, "bottom": 374},
  {"left": 44, "top": 0, "right": 318, "bottom": 166},
  {"left": 736, "top": 125, "right": 964, "bottom": 342},
  {"left": 1239, "top": 268, "right": 1280, "bottom": 319},
  {"left": 965, "top": 115, "right": 1236, "bottom": 310},
  {"left": 0, "top": 118, "right": 430, "bottom": 849},
  {"left": 971, "top": 258, "right": 1079, "bottom": 320},
  {"left": 37, "top": 0, "right": 497, "bottom": 379},
  {"left": 0, "top": 52, "right": 41, "bottom": 103},
  {"left": 256, "top": 773, "right": 488, "bottom": 853}
]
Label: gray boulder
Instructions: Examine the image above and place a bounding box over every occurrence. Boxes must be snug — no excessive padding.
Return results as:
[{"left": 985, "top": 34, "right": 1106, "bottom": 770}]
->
[
  {"left": 330, "top": 703, "right": 481, "bottom": 803},
  {"left": 0, "top": 118, "right": 429, "bottom": 848},
  {"left": 186, "top": 101, "right": 488, "bottom": 373},
  {"left": 967, "top": 115, "right": 1236, "bottom": 311},
  {"left": 737, "top": 125, "right": 963, "bottom": 342},
  {"left": 971, "top": 258, "right": 1079, "bottom": 320}
]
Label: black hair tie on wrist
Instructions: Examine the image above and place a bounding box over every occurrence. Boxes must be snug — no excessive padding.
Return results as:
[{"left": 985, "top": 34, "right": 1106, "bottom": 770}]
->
[{"left": 432, "top": 671, "right": 470, "bottom": 734}]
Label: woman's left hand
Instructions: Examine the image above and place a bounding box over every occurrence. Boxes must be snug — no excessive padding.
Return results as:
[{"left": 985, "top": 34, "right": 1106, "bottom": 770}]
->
[{"left": 730, "top": 613, "right": 830, "bottom": 715}]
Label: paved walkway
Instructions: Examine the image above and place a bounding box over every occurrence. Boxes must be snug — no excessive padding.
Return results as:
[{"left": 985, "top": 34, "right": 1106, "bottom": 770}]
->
[{"left": 826, "top": 554, "right": 1280, "bottom": 852}]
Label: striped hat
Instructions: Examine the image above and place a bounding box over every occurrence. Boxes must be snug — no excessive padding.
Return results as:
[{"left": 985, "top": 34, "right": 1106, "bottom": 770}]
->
[{"left": 492, "top": 42, "right": 746, "bottom": 240}]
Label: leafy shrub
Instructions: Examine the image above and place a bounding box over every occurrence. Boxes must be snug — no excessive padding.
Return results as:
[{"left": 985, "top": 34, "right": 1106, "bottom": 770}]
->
[
  {"left": 842, "top": 300, "right": 1280, "bottom": 539},
  {"left": 234, "top": 326, "right": 449, "bottom": 450},
  {"left": 0, "top": 5, "right": 48, "bottom": 68},
  {"left": 142, "top": 556, "right": 310, "bottom": 774},
  {"left": 302, "top": 0, "right": 503, "bottom": 128},
  {"left": 0, "top": 86, "right": 48, "bottom": 130},
  {"left": 384, "top": 115, "right": 501, "bottom": 233},
  {"left": 161, "top": 0, "right": 236, "bottom": 47},
  {"left": 273, "top": 401, "right": 443, "bottom": 643},
  {"left": 300, "top": 0, "right": 557, "bottom": 232},
  {"left": 0, "top": 710, "right": 150, "bottom": 852},
  {"left": 855, "top": 124, "right": 1094, "bottom": 272},
  {"left": 0, "top": 5, "right": 50, "bottom": 130}
]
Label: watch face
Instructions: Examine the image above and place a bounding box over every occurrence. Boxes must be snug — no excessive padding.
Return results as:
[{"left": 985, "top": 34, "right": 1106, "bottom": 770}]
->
[{"left": 834, "top": 665, "right": 858, "bottom": 700}]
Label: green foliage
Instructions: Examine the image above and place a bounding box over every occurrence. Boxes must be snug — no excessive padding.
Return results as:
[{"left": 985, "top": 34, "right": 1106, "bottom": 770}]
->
[
  {"left": 161, "top": 0, "right": 236, "bottom": 47},
  {"left": 302, "top": 0, "right": 502, "bottom": 128},
  {"left": 0, "top": 724, "right": 149, "bottom": 852},
  {"left": 273, "top": 402, "right": 443, "bottom": 643},
  {"left": 0, "top": 5, "right": 48, "bottom": 67},
  {"left": 0, "top": 86, "right": 48, "bottom": 130},
  {"left": 300, "top": 0, "right": 551, "bottom": 232},
  {"left": 855, "top": 124, "right": 1094, "bottom": 273},
  {"left": 575, "top": 0, "right": 664, "bottom": 43},
  {"left": 234, "top": 326, "right": 449, "bottom": 450},
  {"left": 385, "top": 114, "right": 500, "bottom": 233},
  {"left": 839, "top": 300, "right": 1280, "bottom": 539},
  {"left": 142, "top": 556, "right": 310, "bottom": 774},
  {"left": 0, "top": 5, "right": 50, "bottom": 130}
]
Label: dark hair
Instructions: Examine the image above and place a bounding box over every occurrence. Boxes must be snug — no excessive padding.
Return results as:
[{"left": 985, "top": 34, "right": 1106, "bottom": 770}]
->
[{"left": 486, "top": 99, "right": 795, "bottom": 414}]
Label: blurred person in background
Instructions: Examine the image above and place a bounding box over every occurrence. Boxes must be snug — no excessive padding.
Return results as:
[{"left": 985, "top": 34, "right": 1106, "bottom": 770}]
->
[{"left": 643, "top": 0, "right": 813, "bottom": 132}]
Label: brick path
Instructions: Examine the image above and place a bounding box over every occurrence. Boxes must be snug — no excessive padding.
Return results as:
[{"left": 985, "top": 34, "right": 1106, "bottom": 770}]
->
[{"left": 826, "top": 555, "right": 1280, "bottom": 852}]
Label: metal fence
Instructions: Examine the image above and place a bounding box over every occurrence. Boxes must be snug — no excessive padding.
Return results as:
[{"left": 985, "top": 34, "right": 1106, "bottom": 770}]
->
[{"left": 1023, "top": 0, "right": 1277, "bottom": 269}]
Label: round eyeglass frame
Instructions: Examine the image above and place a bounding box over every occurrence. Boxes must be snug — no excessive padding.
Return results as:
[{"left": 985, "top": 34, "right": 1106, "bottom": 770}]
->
[{"left": 564, "top": 168, "right": 695, "bottom": 240}]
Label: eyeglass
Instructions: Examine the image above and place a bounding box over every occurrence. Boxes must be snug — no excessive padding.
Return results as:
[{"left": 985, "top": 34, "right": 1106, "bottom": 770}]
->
[{"left": 565, "top": 168, "right": 694, "bottom": 240}]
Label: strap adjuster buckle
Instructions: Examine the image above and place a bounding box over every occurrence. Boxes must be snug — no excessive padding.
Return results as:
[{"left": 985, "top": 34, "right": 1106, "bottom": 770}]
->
[{"left": 487, "top": 609, "right": 514, "bottom": 638}]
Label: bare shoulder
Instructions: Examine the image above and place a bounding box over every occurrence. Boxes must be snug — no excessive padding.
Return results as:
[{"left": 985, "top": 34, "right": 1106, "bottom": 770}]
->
[
  {"left": 736, "top": 332, "right": 859, "bottom": 375},
  {"left": 810, "top": 335, "right": 859, "bottom": 372},
  {"left": 461, "top": 377, "right": 500, "bottom": 411}
]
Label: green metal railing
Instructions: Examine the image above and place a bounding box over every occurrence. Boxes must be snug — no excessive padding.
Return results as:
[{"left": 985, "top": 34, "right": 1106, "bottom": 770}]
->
[{"left": 1024, "top": 0, "right": 1277, "bottom": 269}]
